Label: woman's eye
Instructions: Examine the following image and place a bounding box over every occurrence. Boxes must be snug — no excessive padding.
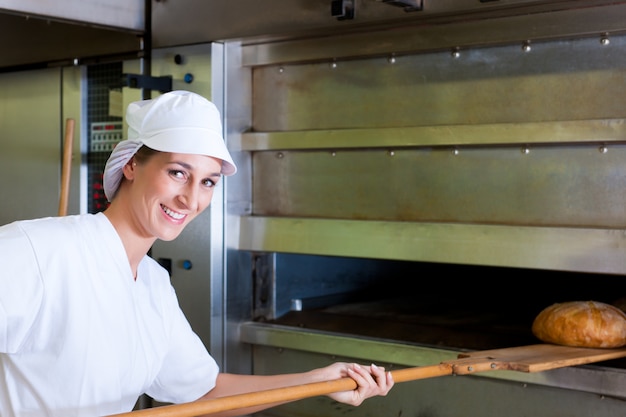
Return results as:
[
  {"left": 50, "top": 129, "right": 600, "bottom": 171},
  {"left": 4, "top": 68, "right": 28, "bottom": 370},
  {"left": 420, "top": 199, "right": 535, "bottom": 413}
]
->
[
  {"left": 202, "top": 178, "right": 216, "bottom": 188},
  {"left": 169, "top": 170, "right": 187, "bottom": 180}
]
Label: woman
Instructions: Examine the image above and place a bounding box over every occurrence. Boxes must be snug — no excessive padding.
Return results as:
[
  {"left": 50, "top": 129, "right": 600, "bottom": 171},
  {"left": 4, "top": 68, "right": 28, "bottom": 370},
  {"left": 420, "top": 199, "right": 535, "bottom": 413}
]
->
[{"left": 0, "top": 90, "right": 394, "bottom": 417}]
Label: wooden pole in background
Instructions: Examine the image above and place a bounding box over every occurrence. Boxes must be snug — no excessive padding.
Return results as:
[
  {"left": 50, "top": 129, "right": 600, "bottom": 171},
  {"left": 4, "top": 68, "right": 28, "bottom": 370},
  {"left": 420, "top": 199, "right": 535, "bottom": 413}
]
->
[{"left": 58, "top": 118, "right": 75, "bottom": 216}]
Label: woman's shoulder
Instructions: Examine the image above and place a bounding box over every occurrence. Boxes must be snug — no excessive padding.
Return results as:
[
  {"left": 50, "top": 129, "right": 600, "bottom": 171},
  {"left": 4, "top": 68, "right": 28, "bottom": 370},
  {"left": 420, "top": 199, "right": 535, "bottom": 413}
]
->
[
  {"left": 0, "top": 213, "right": 110, "bottom": 249},
  {"left": 4, "top": 213, "right": 84, "bottom": 231}
]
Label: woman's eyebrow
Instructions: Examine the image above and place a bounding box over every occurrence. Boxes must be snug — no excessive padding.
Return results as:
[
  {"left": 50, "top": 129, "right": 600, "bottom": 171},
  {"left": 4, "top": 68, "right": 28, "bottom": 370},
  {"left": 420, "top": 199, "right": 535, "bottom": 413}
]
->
[
  {"left": 170, "top": 160, "right": 222, "bottom": 178},
  {"left": 169, "top": 160, "right": 193, "bottom": 170}
]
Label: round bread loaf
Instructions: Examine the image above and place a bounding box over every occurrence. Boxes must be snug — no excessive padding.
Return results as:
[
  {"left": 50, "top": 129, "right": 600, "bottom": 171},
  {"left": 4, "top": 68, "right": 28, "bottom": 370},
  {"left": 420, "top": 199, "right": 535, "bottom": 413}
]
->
[{"left": 531, "top": 301, "right": 626, "bottom": 348}]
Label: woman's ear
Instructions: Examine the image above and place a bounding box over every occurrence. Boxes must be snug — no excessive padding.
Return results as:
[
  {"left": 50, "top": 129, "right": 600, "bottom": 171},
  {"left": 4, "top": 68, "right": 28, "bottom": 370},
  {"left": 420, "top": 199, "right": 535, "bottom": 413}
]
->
[{"left": 122, "top": 159, "right": 137, "bottom": 180}]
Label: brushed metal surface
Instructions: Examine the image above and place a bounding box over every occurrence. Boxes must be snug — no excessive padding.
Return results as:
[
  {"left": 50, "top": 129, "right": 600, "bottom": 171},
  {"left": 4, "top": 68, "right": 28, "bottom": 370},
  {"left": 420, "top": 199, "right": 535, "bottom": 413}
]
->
[
  {"left": 151, "top": 0, "right": 626, "bottom": 49},
  {"left": 233, "top": 33, "right": 626, "bottom": 274},
  {"left": 0, "top": 67, "right": 82, "bottom": 224},
  {"left": 0, "top": 0, "right": 143, "bottom": 70},
  {"left": 238, "top": 120, "right": 626, "bottom": 151},
  {"left": 239, "top": 3, "right": 626, "bottom": 66},
  {"left": 238, "top": 217, "right": 626, "bottom": 274},
  {"left": 0, "top": 0, "right": 143, "bottom": 30},
  {"left": 250, "top": 144, "right": 626, "bottom": 227},
  {"left": 250, "top": 36, "right": 626, "bottom": 131}
]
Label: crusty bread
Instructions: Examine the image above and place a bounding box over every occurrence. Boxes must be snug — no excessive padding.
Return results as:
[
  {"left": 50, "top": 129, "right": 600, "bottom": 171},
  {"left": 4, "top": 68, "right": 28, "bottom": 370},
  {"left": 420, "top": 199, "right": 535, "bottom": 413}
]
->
[{"left": 531, "top": 301, "right": 626, "bottom": 348}]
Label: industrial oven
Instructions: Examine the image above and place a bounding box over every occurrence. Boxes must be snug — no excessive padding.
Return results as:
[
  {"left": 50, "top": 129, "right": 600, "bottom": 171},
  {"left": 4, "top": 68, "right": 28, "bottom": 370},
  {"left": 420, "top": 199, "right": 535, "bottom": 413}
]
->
[
  {"left": 209, "top": 2, "right": 626, "bottom": 416},
  {"left": 2, "top": 1, "right": 626, "bottom": 416}
]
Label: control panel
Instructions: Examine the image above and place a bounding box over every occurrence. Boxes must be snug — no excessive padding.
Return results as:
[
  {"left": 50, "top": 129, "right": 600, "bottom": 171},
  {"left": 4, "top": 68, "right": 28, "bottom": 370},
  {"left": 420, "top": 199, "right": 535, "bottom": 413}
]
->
[{"left": 89, "top": 121, "right": 124, "bottom": 212}]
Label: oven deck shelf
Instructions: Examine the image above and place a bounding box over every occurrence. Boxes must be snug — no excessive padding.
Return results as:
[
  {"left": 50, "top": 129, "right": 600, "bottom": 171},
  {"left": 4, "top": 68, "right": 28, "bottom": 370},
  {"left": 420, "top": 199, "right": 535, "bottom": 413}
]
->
[
  {"left": 240, "top": 296, "right": 626, "bottom": 400},
  {"left": 240, "top": 320, "right": 626, "bottom": 400},
  {"left": 265, "top": 296, "right": 538, "bottom": 351}
]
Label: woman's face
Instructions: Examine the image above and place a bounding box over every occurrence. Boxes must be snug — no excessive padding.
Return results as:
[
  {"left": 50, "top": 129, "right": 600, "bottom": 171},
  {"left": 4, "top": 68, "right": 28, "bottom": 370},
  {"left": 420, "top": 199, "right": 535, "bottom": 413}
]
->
[{"left": 125, "top": 151, "right": 223, "bottom": 241}]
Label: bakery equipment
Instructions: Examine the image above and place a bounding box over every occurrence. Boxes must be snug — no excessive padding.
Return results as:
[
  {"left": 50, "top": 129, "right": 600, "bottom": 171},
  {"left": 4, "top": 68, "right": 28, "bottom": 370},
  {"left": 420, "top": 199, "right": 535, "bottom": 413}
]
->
[{"left": 213, "top": 3, "right": 626, "bottom": 416}]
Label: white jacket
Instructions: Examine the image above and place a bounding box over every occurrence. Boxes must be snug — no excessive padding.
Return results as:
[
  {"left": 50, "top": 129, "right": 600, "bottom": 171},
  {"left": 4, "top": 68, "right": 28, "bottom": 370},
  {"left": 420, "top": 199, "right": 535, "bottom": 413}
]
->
[{"left": 0, "top": 213, "right": 218, "bottom": 417}]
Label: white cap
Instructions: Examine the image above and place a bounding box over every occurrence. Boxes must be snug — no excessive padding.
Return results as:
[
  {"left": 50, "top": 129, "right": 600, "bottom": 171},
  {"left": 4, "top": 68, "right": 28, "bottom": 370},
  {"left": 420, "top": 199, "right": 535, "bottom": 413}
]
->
[{"left": 103, "top": 90, "right": 236, "bottom": 201}]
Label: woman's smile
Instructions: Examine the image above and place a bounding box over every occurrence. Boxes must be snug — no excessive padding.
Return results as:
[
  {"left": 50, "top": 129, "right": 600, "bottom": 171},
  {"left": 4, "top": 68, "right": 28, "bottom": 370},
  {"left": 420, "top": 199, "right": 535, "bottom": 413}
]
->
[{"left": 161, "top": 204, "right": 186, "bottom": 221}]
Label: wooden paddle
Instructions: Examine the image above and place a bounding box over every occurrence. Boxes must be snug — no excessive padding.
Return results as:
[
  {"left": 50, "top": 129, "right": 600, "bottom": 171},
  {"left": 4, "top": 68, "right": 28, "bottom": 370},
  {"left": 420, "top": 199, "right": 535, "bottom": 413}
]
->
[
  {"left": 105, "top": 344, "right": 626, "bottom": 417},
  {"left": 58, "top": 118, "right": 75, "bottom": 216}
]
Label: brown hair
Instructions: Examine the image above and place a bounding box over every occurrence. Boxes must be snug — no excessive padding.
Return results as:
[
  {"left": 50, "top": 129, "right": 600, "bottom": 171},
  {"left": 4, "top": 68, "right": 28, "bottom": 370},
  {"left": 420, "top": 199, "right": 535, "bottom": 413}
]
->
[{"left": 131, "top": 146, "right": 161, "bottom": 165}]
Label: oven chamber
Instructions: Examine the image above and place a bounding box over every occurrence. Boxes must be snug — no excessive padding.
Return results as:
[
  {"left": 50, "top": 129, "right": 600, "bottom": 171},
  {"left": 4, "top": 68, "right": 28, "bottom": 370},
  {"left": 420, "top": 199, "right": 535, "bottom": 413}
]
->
[{"left": 214, "top": 5, "right": 626, "bottom": 416}]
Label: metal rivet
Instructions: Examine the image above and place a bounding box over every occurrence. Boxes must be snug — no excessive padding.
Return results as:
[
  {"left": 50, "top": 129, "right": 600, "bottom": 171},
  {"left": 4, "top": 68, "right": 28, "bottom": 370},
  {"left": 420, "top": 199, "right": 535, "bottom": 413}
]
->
[
  {"left": 522, "top": 41, "right": 532, "bottom": 52},
  {"left": 599, "top": 145, "right": 608, "bottom": 153},
  {"left": 467, "top": 366, "right": 474, "bottom": 372},
  {"left": 451, "top": 47, "right": 461, "bottom": 58},
  {"left": 490, "top": 363, "right": 497, "bottom": 369},
  {"left": 330, "top": 61, "right": 338, "bottom": 69},
  {"left": 278, "top": 67, "right": 284, "bottom": 73},
  {"left": 388, "top": 55, "right": 396, "bottom": 64},
  {"left": 452, "top": 148, "right": 459, "bottom": 155},
  {"left": 601, "top": 33, "right": 610, "bottom": 45},
  {"left": 388, "top": 150, "right": 395, "bottom": 156},
  {"left": 331, "top": 151, "right": 337, "bottom": 156},
  {"left": 521, "top": 147, "right": 530, "bottom": 154},
  {"left": 276, "top": 152, "right": 284, "bottom": 159}
]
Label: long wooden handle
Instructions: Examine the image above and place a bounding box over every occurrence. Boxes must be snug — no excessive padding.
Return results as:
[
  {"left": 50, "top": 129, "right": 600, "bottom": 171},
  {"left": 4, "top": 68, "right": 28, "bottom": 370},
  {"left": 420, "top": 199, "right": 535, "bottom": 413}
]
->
[
  {"left": 58, "top": 118, "right": 75, "bottom": 216},
  {"left": 105, "top": 364, "right": 453, "bottom": 417},
  {"left": 103, "top": 344, "right": 626, "bottom": 417}
]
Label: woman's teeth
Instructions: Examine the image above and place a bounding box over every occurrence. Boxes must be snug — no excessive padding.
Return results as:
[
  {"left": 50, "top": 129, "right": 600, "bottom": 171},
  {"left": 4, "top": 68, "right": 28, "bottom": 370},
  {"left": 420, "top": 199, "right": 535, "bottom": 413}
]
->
[{"left": 161, "top": 204, "right": 185, "bottom": 220}]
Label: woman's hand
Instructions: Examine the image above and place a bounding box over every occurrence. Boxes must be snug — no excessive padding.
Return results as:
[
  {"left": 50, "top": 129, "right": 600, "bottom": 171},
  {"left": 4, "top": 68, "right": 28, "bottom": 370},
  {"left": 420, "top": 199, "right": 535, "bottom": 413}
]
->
[{"left": 322, "top": 362, "right": 394, "bottom": 406}]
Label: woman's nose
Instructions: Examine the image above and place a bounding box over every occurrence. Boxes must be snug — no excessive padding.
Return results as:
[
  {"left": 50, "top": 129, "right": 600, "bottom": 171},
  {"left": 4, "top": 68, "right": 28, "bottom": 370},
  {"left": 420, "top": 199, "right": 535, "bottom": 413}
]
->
[{"left": 178, "top": 184, "right": 199, "bottom": 210}]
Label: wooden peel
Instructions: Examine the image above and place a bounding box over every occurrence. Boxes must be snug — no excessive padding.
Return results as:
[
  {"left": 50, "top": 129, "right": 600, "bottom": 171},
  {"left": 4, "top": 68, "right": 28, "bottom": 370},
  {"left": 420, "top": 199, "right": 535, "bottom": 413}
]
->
[
  {"left": 104, "top": 344, "right": 626, "bottom": 417},
  {"left": 58, "top": 118, "right": 75, "bottom": 216}
]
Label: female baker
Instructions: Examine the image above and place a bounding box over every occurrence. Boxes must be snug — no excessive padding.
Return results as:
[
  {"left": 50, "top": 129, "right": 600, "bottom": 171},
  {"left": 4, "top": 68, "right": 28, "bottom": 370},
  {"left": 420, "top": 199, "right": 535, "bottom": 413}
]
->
[{"left": 0, "top": 90, "right": 394, "bottom": 417}]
